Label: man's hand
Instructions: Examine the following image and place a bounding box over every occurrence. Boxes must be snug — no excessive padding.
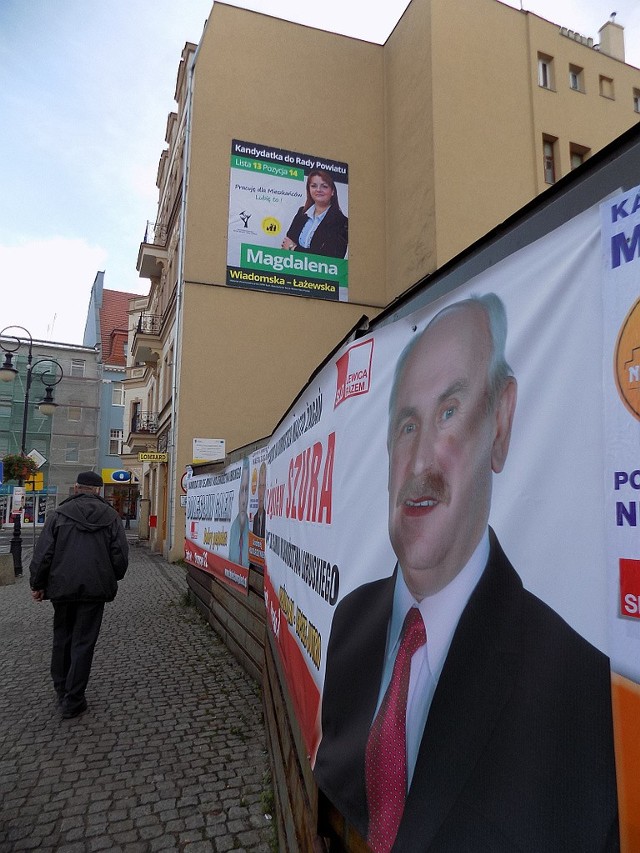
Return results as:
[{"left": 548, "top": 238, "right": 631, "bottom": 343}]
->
[{"left": 31, "top": 589, "right": 45, "bottom": 602}]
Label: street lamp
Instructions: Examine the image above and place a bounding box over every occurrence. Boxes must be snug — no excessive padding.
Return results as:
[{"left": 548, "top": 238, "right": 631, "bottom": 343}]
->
[{"left": 0, "top": 326, "right": 64, "bottom": 576}]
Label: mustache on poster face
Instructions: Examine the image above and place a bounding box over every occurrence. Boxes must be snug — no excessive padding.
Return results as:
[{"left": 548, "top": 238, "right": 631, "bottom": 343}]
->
[{"left": 396, "top": 471, "right": 450, "bottom": 508}]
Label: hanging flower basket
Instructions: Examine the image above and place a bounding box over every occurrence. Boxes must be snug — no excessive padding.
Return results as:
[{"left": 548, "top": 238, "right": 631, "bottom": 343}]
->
[{"left": 2, "top": 453, "right": 38, "bottom": 482}]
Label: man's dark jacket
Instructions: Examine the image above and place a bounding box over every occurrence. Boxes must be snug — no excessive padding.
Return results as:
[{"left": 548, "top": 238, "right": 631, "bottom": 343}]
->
[
  {"left": 30, "top": 493, "right": 129, "bottom": 602},
  {"left": 286, "top": 204, "right": 348, "bottom": 259},
  {"left": 314, "top": 530, "right": 619, "bottom": 852}
]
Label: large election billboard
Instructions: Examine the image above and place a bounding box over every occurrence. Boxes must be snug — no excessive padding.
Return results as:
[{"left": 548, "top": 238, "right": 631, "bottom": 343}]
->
[
  {"left": 262, "top": 189, "right": 639, "bottom": 850},
  {"left": 227, "top": 139, "right": 349, "bottom": 302},
  {"left": 191, "top": 173, "right": 640, "bottom": 848}
]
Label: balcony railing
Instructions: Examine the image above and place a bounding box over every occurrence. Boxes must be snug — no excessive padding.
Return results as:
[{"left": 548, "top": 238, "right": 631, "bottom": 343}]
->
[
  {"left": 143, "top": 220, "right": 168, "bottom": 246},
  {"left": 137, "top": 313, "right": 162, "bottom": 335},
  {"left": 131, "top": 412, "right": 159, "bottom": 434}
]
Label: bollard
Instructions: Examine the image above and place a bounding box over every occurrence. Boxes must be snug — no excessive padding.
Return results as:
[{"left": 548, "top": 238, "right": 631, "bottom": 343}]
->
[{"left": 10, "top": 516, "right": 23, "bottom": 577}]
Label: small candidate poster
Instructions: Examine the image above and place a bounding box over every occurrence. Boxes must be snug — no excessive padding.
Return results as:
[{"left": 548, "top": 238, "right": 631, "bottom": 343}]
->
[
  {"left": 184, "top": 458, "right": 251, "bottom": 595},
  {"left": 248, "top": 447, "right": 267, "bottom": 571},
  {"left": 227, "top": 139, "right": 348, "bottom": 302}
]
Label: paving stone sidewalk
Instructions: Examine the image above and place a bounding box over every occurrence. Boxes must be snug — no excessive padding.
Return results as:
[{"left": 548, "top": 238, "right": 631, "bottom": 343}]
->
[{"left": 0, "top": 543, "right": 275, "bottom": 852}]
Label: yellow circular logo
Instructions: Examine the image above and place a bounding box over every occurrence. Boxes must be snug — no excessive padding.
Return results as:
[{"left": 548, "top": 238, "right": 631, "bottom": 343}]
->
[
  {"left": 262, "top": 217, "right": 281, "bottom": 236},
  {"left": 614, "top": 297, "right": 640, "bottom": 421}
]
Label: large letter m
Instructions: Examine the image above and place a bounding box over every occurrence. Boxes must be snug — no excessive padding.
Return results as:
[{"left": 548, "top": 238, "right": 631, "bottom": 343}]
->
[{"left": 612, "top": 223, "right": 640, "bottom": 269}]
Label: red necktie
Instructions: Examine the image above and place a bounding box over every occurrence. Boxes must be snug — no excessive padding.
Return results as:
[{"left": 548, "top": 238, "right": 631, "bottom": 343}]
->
[{"left": 365, "top": 607, "right": 427, "bottom": 853}]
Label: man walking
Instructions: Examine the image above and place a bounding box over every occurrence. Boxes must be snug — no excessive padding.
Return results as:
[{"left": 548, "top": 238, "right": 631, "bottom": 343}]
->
[{"left": 30, "top": 471, "right": 129, "bottom": 719}]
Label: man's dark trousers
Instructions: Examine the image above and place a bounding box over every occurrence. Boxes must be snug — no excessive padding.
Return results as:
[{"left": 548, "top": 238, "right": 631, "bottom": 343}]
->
[{"left": 51, "top": 601, "right": 105, "bottom": 712}]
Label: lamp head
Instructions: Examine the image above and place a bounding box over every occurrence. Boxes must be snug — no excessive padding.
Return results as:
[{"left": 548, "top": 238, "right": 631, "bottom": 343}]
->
[
  {"left": 0, "top": 352, "right": 17, "bottom": 382},
  {"left": 38, "top": 387, "right": 57, "bottom": 417}
]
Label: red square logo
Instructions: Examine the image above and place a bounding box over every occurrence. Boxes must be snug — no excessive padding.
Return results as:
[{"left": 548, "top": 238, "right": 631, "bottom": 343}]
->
[
  {"left": 619, "top": 558, "right": 640, "bottom": 619},
  {"left": 334, "top": 339, "right": 373, "bottom": 409}
]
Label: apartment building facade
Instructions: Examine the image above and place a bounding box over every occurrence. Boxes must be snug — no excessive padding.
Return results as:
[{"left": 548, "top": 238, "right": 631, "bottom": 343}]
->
[
  {"left": 83, "top": 271, "right": 140, "bottom": 521},
  {"left": 0, "top": 336, "right": 100, "bottom": 526},
  {"left": 129, "top": 0, "right": 640, "bottom": 559}
]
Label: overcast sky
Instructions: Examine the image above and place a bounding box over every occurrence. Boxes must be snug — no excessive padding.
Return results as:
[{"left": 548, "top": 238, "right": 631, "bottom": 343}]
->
[{"left": 1, "top": 0, "right": 639, "bottom": 345}]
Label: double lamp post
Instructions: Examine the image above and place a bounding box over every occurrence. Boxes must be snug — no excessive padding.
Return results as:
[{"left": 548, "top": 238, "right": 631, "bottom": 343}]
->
[{"left": 0, "top": 326, "right": 64, "bottom": 575}]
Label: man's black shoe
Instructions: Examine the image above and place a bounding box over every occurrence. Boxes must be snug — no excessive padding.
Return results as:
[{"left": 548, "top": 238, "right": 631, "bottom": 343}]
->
[{"left": 61, "top": 700, "right": 88, "bottom": 720}]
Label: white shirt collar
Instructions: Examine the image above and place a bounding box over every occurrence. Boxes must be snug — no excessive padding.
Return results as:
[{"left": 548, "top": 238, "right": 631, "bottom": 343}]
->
[
  {"left": 307, "top": 204, "right": 330, "bottom": 222},
  {"left": 391, "top": 528, "right": 489, "bottom": 684}
]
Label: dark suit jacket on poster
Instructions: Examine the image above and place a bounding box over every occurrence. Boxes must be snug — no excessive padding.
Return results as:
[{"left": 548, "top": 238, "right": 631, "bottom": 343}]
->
[
  {"left": 314, "top": 530, "right": 619, "bottom": 852},
  {"left": 286, "top": 204, "right": 348, "bottom": 259}
]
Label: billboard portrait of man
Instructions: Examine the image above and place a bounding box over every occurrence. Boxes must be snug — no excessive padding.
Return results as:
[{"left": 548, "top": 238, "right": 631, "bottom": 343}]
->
[
  {"left": 314, "top": 294, "right": 618, "bottom": 852},
  {"left": 228, "top": 457, "right": 250, "bottom": 568}
]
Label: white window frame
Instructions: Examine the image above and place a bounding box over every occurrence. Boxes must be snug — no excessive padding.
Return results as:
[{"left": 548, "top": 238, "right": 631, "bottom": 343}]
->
[
  {"left": 109, "top": 429, "right": 124, "bottom": 456},
  {"left": 70, "top": 359, "right": 86, "bottom": 378},
  {"left": 538, "top": 54, "right": 554, "bottom": 90},
  {"left": 112, "top": 382, "right": 125, "bottom": 406}
]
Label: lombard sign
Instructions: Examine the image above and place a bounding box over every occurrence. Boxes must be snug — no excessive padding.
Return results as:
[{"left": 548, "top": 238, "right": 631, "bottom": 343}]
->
[{"left": 139, "top": 452, "right": 168, "bottom": 463}]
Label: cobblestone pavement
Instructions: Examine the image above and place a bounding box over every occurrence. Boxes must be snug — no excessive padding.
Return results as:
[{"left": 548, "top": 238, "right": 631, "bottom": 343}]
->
[{"left": 0, "top": 541, "right": 275, "bottom": 852}]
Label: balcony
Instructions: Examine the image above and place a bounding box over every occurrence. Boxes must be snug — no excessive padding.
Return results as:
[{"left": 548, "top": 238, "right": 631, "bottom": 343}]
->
[
  {"left": 138, "top": 313, "right": 161, "bottom": 335},
  {"left": 126, "top": 411, "right": 159, "bottom": 454},
  {"left": 137, "top": 220, "right": 168, "bottom": 279},
  {"left": 131, "top": 313, "right": 162, "bottom": 366},
  {"left": 131, "top": 412, "right": 159, "bottom": 435}
]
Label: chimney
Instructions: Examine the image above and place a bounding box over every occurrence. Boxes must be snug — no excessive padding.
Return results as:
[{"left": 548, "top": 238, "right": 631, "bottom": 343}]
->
[{"left": 598, "top": 19, "right": 625, "bottom": 62}]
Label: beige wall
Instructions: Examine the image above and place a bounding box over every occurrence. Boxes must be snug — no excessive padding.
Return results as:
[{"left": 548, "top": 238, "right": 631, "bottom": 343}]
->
[
  {"left": 527, "top": 14, "right": 640, "bottom": 184},
  {"left": 178, "top": 282, "right": 368, "bottom": 450},
  {"left": 383, "top": 0, "right": 437, "bottom": 300},
  {"left": 430, "top": 0, "right": 536, "bottom": 266},
  {"left": 170, "top": 4, "right": 390, "bottom": 550},
  {"left": 143, "top": 0, "right": 640, "bottom": 559},
  {"left": 186, "top": 5, "right": 387, "bottom": 309},
  {"left": 385, "top": 0, "right": 640, "bottom": 271}
]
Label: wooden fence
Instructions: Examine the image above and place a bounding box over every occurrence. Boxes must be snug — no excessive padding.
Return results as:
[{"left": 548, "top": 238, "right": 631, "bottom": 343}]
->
[{"left": 186, "top": 561, "right": 369, "bottom": 851}]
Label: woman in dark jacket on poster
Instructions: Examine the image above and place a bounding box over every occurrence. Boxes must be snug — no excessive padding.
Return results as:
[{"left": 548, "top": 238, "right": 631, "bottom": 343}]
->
[{"left": 282, "top": 168, "right": 348, "bottom": 259}]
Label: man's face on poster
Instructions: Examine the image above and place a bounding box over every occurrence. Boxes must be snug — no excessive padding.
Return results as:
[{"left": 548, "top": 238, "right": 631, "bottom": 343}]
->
[
  {"left": 258, "top": 464, "right": 266, "bottom": 512},
  {"left": 387, "top": 304, "right": 516, "bottom": 600},
  {"left": 239, "top": 467, "right": 249, "bottom": 527}
]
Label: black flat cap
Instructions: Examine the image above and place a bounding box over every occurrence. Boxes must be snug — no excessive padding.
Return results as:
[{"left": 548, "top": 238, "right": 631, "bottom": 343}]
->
[{"left": 76, "top": 471, "right": 103, "bottom": 487}]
